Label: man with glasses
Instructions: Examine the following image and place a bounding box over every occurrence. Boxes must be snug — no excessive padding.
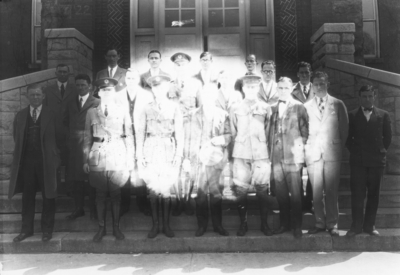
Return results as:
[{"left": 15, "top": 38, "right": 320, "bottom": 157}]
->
[
  {"left": 258, "top": 60, "right": 279, "bottom": 106},
  {"left": 234, "top": 54, "right": 260, "bottom": 98},
  {"left": 193, "top": 52, "right": 219, "bottom": 88},
  {"left": 304, "top": 71, "right": 348, "bottom": 237},
  {"left": 291, "top": 62, "right": 315, "bottom": 214}
]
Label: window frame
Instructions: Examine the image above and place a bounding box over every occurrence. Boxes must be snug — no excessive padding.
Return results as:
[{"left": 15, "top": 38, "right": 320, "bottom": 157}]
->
[
  {"left": 362, "top": 0, "right": 380, "bottom": 59},
  {"left": 31, "top": 0, "right": 42, "bottom": 64}
]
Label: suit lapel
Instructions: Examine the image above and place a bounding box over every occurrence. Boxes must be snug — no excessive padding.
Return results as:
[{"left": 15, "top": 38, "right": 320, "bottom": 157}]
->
[
  {"left": 311, "top": 97, "right": 322, "bottom": 120},
  {"left": 268, "top": 82, "right": 278, "bottom": 100},
  {"left": 53, "top": 84, "right": 62, "bottom": 100},
  {"left": 80, "top": 95, "right": 96, "bottom": 113},
  {"left": 40, "top": 107, "right": 51, "bottom": 141},
  {"left": 19, "top": 107, "right": 29, "bottom": 140},
  {"left": 62, "top": 83, "right": 74, "bottom": 101},
  {"left": 258, "top": 84, "right": 268, "bottom": 103},
  {"left": 321, "top": 95, "right": 333, "bottom": 123},
  {"left": 292, "top": 84, "right": 306, "bottom": 103}
]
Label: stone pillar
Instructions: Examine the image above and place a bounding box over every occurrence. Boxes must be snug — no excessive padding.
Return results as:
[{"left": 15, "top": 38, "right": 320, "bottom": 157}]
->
[
  {"left": 45, "top": 28, "right": 93, "bottom": 78},
  {"left": 310, "top": 23, "right": 356, "bottom": 101}
]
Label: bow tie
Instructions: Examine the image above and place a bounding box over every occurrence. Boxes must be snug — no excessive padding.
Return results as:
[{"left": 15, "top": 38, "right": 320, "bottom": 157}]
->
[
  {"left": 364, "top": 107, "right": 373, "bottom": 112},
  {"left": 278, "top": 100, "right": 286, "bottom": 104}
]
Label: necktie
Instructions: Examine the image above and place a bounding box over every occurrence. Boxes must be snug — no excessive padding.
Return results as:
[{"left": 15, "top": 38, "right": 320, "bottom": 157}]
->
[
  {"left": 303, "top": 85, "right": 308, "bottom": 97},
  {"left": 32, "top": 108, "right": 37, "bottom": 123},
  {"left": 60, "top": 84, "right": 65, "bottom": 98},
  {"left": 364, "top": 107, "right": 373, "bottom": 112},
  {"left": 104, "top": 105, "right": 108, "bottom": 117},
  {"left": 318, "top": 97, "right": 325, "bottom": 114},
  {"left": 109, "top": 68, "right": 114, "bottom": 78},
  {"left": 79, "top": 97, "right": 83, "bottom": 110}
]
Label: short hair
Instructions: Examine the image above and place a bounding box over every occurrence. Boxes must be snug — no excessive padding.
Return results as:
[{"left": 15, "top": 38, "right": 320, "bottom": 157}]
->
[
  {"left": 56, "top": 64, "right": 70, "bottom": 72},
  {"left": 297, "top": 61, "right": 312, "bottom": 72},
  {"left": 261, "top": 60, "right": 276, "bottom": 70},
  {"left": 27, "top": 83, "right": 44, "bottom": 93},
  {"left": 359, "top": 85, "right": 376, "bottom": 96},
  {"left": 246, "top": 54, "right": 257, "bottom": 62},
  {"left": 312, "top": 71, "right": 329, "bottom": 83},
  {"left": 200, "top": 51, "right": 212, "bottom": 60},
  {"left": 75, "top": 74, "right": 91, "bottom": 85},
  {"left": 278, "top": 77, "right": 293, "bottom": 85},
  {"left": 148, "top": 50, "right": 161, "bottom": 58},
  {"left": 104, "top": 47, "right": 120, "bottom": 56}
]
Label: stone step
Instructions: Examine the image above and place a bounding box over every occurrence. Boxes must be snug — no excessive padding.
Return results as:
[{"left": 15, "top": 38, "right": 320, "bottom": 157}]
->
[
  {"left": 1, "top": 208, "right": 399, "bottom": 234},
  {"left": 338, "top": 175, "right": 400, "bottom": 191},
  {"left": 2, "top": 229, "right": 400, "bottom": 254},
  {"left": 2, "top": 188, "right": 400, "bottom": 214}
]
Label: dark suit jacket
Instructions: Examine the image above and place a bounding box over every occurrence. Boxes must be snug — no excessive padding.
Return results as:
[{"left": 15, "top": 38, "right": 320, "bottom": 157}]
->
[
  {"left": 63, "top": 94, "right": 100, "bottom": 181},
  {"left": 140, "top": 69, "right": 170, "bottom": 90},
  {"left": 96, "top": 66, "right": 127, "bottom": 92},
  {"left": 346, "top": 107, "right": 392, "bottom": 167},
  {"left": 291, "top": 82, "right": 314, "bottom": 104},
  {"left": 9, "top": 106, "right": 61, "bottom": 199},
  {"left": 258, "top": 81, "right": 279, "bottom": 105},
  {"left": 43, "top": 82, "right": 78, "bottom": 146}
]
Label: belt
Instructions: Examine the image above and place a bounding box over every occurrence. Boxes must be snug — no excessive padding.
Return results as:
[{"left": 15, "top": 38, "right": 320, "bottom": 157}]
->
[
  {"left": 146, "top": 133, "right": 172, "bottom": 138},
  {"left": 93, "top": 135, "right": 127, "bottom": 143}
]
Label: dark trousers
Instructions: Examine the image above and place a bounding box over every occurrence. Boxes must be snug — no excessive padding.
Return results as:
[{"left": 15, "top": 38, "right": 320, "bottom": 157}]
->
[
  {"left": 21, "top": 153, "right": 55, "bottom": 234},
  {"left": 350, "top": 165, "right": 384, "bottom": 232},
  {"left": 300, "top": 167, "right": 313, "bottom": 210},
  {"left": 121, "top": 175, "right": 149, "bottom": 212},
  {"left": 272, "top": 162, "right": 302, "bottom": 230},
  {"left": 196, "top": 166, "right": 224, "bottom": 229},
  {"left": 72, "top": 180, "right": 96, "bottom": 210},
  {"left": 120, "top": 179, "right": 131, "bottom": 211}
]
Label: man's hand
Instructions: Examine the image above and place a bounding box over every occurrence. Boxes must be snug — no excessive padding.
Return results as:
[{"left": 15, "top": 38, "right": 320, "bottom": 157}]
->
[
  {"left": 83, "top": 163, "right": 90, "bottom": 174},
  {"left": 210, "top": 136, "right": 225, "bottom": 146}
]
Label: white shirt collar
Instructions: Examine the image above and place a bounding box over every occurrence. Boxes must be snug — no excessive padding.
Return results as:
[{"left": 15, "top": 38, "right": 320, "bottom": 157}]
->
[
  {"left": 150, "top": 68, "right": 160, "bottom": 76},
  {"left": 108, "top": 66, "right": 118, "bottom": 77},
  {"left": 30, "top": 104, "right": 43, "bottom": 117},
  {"left": 57, "top": 81, "right": 67, "bottom": 89},
  {"left": 362, "top": 106, "right": 374, "bottom": 112},
  {"left": 79, "top": 93, "right": 90, "bottom": 106},
  {"left": 315, "top": 93, "right": 328, "bottom": 103}
]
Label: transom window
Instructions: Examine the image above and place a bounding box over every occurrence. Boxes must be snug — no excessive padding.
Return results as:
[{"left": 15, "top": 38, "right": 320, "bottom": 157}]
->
[
  {"left": 208, "top": 0, "right": 239, "bottom": 27},
  {"left": 165, "top": 0, "right": 196, "bottom": 28},
  {"left": 362, "top": 0, "right": 380, "bottom": 58},
  {"left": 32, "top": 0, "right": 42, "bottom": 64}
]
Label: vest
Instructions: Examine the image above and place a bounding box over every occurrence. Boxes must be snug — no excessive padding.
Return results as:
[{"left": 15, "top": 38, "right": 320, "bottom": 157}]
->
[{"left": 25, "top": 110, "right": 42, "bottom": 154}]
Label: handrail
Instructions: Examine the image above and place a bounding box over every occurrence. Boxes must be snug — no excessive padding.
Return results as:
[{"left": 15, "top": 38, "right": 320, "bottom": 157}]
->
[{"left": 325, "top": 59, "right": 400, "bottom": 87}]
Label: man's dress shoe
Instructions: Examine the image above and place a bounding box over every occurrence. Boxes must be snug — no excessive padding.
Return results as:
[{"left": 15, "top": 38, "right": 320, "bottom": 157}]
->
[
  {"left": 328, "top": 228, "right": 339, "bottom": 237},
  {"left": 307, "top": 227, "right": 326, "bottom": 234},
  {"left": 294, "top": 228, "right": 303, "bottom": 239},
  {"left": 274, "top": 226, "right": 289, "bottom": 235},
  {"left": 66, "top": 209, "right": 85, "bottom": 220},
  {"left": 42, "top": 232, "right": 52, "bottom": 242},
  {"left": 365, "top": 229, "right": 380, "bottom": 236},
  {"left": 13, "top": 233, "right": 33, "bottom": 242}
]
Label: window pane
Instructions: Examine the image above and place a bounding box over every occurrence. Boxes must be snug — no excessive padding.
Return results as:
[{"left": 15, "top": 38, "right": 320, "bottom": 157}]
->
[
  {"left": 225, "top": 0, "right": 238, "bottom": 8},
  {"left": 250, "top": 0, "right": 266, "bottom": 26},
  {"left": 209, "top": 9, "right": 223, "bottom": 27},
  {"left": 363, "top": 21, "right": 377, "bottom": 56},
  {"left": 181, "top": 10, "right": 196, "bottom": 27},
  {"left": 209, "top": 0, "right": 222, "bottom": 8},
  {"left": 166, "top": 0, "right": 179, "bottom": 8},
  {"left": 182, "top": 0, "right": 195, "bottom": 8},
  {"left": 165, "top": 10, "right": 179, "bottom": 28},
  {"left": 362, "top": 0, "right": 375, "bottom": 19},
  {"left": 138, "top": 0, "right": 154, "bottom": 28},
  {"left": 35, "top": 27, "right": 42, "bottom": 62},
  {"left": 225, "top": 9, "right": 239, "bottom": 27},
  {"left": 35, "top": 0, "right": 42, "bottom": 25}
]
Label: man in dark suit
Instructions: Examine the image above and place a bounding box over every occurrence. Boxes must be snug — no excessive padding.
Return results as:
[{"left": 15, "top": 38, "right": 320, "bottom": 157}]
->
[
  {"left": 346, "top": 85, "right": 392, "bottom": 237},
  {"left": 234, "top": 54, "right": 260, "bottom": 97},
  {"left": 96, "top": 47, "right": 127, "bottom": 92},
  {"left": 9, "top": 84, "right": 61, "bottom": 242},
  {"left": 43, "top": 64, "right": 77, "bottom": 193},
  {"left": 268, "top": 77, "right": 309, "bottom": 239},
  {"left": 291, "top": 62, "right": 315, "bottom": 213},
  {"left": 140, "top": 50, "right": 170, "bottom": 90},
  {"left": 258, "top": 60, "right": 279, "bottom": 105},
  {"left": 64, "top": 74, "right": 100, "bottom": 220},
  {"left": 193, "top": 52, "right": 219, "bottom": 88}
]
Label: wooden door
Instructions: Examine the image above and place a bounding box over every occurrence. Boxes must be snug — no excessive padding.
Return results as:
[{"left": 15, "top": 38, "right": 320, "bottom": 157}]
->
[{"left": 202, "top": 0, "right": 246, "bottom": 77}]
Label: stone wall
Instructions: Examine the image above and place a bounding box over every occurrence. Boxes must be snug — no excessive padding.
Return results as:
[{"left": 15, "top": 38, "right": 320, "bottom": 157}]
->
[{"left": 311, "top": 23, "right": 400, "bottom": 175}]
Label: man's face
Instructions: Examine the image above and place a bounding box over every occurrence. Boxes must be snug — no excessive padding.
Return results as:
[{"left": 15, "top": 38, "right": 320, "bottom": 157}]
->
[
  {"left": 105, "top": 50, "right": 120, "bottom": 68},
  {"left": 277, "top": 81, "right": 292, "bottom": 101},
  {"left": 360, "top": 90, "right": 376, "bottom": 108},
  {"left": 245, "top": 56, "right": 257, "bottom": 72},
  {"left": 312, "top": 77, "right": 329, "bottom": 98},
  {"left": 98, "top": 87, "right": 116, "bottom": 102},
  {"left": 55, "top": 66, "right": 69, "bottom": 83},
  {"left": 148, "top": 52, "right": 161, "bottom": 69},
  {"left": 174, "top": 60, "right": 189, "bottom": 76},
  {"left": 125, "top": 71, "right": 140, "bottom": 86},
  {"left": 75, "top": 79, "right": 90, "bottom": 97},
  {"left": 242, "top": 83, "right": 259, "bottom": 100},
  {"left": 200, "top": 55, "right": 212, "bottom": 71},
  {"left": 27, "top": 88, "right": 45, "bottom": 108},
  {"left": 152, "top": 82, "right": 170, "bottom": 100},
  {"left": 261, "top": 64, "right": 276, "bottom": 82},
  {"left": 297, "top": 66, "right": 311, "bottom": 85}
]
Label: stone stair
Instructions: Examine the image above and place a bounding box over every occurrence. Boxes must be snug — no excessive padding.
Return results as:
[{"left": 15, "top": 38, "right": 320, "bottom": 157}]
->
[{"left": 1, "top": 169, "right": 399, "bottom": 254}]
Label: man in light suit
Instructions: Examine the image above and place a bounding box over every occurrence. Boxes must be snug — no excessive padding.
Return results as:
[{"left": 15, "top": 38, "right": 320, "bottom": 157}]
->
[
  {"left": 258, "top": 60, "right": 279, "bottom": 106},
  {"left": 346, "top": 85, "right": 392, "bottom": 237},
  {"left": 291, "top": 62, "right": 315, "bottom": 213},
  {"left": 43, "top": 64, "right": 77, "bottom": 193},
  {"left": 63, "top": 74, "right": 100, "bottom": 220},
  {"left": 304, "top": 71, "right": 349, "bottom": 236},
  {"left": 140, "top": 50, "right": 170, "bottom": 90},
  {"left": 95, "top": 47, "right": 127, "bottom": 93},
  {"left": 193, "top": 52, "right": 219, "bottom": 88},
  {"left": 10, "top": 84, "right": 60, "bottom": 242},
  {"left": 268, "top": 77, "right": 308, "bottom": 238}
]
